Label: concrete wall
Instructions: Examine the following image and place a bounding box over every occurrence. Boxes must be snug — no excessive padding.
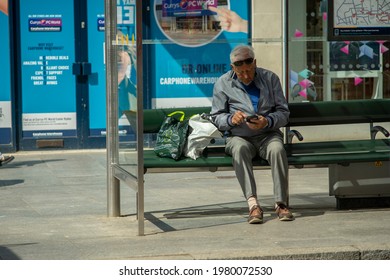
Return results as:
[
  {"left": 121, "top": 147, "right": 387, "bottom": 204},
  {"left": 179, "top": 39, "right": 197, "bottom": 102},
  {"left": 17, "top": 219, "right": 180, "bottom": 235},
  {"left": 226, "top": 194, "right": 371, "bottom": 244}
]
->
[{"left": 251, "top": 0, "right": 283, "bottom": 80}]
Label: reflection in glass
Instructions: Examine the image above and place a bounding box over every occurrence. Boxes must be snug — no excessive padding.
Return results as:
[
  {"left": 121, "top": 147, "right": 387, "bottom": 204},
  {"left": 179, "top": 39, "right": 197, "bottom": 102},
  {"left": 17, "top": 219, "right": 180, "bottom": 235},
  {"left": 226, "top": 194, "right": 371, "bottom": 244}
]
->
[
  {"left": 154, "top": 0, "right": 228, "bottom": 47},
  {"left": 117, "top": 30, "right": 138, "bottom": 176}
]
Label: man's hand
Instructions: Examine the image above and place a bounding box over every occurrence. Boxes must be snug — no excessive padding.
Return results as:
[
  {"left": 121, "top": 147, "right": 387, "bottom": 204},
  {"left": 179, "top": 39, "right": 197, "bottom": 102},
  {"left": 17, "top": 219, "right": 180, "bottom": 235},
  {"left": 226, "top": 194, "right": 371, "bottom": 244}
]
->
[
  {"left": 231, "top": 111, "right": 246, "bottom": 126},
  {"left": 246, "top": 115, "right": 268, "bottom": 130},
  {"left": 232, "top": 112, "right": 268, "bottom": 129},
  {"left": 0, "top": 0, "right": 8, "bottom": 15}
]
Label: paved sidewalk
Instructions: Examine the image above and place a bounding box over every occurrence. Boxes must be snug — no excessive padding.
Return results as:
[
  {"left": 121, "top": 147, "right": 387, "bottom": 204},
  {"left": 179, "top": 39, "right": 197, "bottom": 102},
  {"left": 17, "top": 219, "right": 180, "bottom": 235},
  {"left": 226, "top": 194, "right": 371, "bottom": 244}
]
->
[{"left": 1, "top": 150, "right": 390, "bottom": 260}]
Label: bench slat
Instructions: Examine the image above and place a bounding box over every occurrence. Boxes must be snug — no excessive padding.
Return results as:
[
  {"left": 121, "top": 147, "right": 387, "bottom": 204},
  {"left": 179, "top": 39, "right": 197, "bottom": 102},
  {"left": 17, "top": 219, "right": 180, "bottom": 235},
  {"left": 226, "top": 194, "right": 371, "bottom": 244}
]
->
[
  {"left": 143, "top": 149, "right": 233, "bottom": 169},
  {"left": 289, "top": 152, "right": 390, "bottom": 166},
  {"left": 141, "top": 107, "right": 211, "bottom": 133},
  {"left": 287, "top": 139, "right": 390, "bottom": 155},
  {"left": 144, "top": 139, "right": 390, "bottom": 171},
  {"left": 288, "top": 99, "right": 390, "bottom": 126}
]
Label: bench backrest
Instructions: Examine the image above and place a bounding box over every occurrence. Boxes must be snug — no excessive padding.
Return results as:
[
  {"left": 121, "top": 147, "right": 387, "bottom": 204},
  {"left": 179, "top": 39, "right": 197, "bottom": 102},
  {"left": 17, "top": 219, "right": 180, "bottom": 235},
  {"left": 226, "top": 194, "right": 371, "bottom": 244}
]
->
[
  {"left": 142, "top": 107, "right": 211, "bottom": 133},
  {"left": 124, "top": 99, "right": 390, "bottom": 134},
  {"left": 288, "top": 99, "right": 390, "bottom": 126}
]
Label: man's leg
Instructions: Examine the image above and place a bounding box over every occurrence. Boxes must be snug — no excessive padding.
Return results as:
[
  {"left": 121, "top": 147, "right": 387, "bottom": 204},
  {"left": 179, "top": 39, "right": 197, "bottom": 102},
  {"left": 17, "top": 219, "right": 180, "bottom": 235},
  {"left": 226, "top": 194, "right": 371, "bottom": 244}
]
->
[
  {"left": 226, "top": 136, "right": 257, "bottom": 199},
  {"left": 226, "top": 136, "right": 263, "bottom": 224},
  {"left": 258, "top": 134, "right": 293, "bottom": 221},
  {"left": 260, "top": 136, "right": 288, "bottom": 204}
]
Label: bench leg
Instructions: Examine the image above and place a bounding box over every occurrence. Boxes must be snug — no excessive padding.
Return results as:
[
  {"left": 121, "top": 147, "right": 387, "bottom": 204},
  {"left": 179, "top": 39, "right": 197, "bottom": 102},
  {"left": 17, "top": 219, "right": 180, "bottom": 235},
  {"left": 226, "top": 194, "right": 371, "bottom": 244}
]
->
[
  {"left": 107, "top": 176, "right": 120, "bottom": 217},
  {"left": 136, "top": 182, "right": 145, "bottom": 236},
  {"left": 286, "top": 179, "right": 290, "bottom": 207}
]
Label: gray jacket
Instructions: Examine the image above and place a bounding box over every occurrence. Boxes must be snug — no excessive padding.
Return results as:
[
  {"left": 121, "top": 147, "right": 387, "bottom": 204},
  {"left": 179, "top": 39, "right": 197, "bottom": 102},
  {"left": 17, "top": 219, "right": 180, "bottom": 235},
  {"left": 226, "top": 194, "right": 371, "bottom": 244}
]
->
[{"left": 210, "top": 67, "right": 290, "bottom": 137}]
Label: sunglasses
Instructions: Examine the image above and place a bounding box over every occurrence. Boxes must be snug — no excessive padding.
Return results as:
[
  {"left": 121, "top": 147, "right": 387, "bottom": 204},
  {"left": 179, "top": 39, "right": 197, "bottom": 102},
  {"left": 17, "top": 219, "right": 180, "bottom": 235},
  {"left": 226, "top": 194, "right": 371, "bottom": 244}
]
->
[{"left": 232, "top": 57, "right": 254, "bottom": 67}]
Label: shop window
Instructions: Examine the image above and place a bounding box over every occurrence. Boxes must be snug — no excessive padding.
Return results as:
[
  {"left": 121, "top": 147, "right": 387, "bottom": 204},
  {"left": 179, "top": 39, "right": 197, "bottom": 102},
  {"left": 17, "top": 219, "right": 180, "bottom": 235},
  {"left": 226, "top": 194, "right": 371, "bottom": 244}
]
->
[{"left": 288, "top": 0, "right": 390, "bottom": 102}]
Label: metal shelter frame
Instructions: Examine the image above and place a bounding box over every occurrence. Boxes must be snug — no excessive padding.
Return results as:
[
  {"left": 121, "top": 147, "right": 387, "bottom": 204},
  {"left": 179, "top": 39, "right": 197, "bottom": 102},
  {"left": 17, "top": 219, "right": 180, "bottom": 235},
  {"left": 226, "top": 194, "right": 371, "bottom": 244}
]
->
[{"left": 105, "top": 0, "right": 145, "bottom": 236}]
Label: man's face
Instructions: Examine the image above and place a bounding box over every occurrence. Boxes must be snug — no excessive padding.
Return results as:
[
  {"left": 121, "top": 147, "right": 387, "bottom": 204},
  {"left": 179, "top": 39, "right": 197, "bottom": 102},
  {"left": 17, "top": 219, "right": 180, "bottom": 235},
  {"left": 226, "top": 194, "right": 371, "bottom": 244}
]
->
[{"left": 231, "top": 56, "right": 256, "bottom": 85}]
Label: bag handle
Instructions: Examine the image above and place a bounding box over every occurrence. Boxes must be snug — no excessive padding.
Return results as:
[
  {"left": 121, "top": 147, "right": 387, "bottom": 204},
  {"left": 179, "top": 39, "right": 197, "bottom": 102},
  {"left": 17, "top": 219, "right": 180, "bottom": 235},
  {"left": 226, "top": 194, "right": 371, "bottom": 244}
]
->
[{"left": 167, "top": 111, "right": 185, "bottom": 122}]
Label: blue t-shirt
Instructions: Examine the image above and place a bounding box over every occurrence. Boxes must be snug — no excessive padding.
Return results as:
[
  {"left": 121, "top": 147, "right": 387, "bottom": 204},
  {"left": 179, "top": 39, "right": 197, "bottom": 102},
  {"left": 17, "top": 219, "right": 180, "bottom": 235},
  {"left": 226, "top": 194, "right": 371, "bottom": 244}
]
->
[
  {"left": 241, "top": 81, "right": 259, "bottom": 110},
  {"left": 241, "top": 81, "right": 272, "bottom": 128}
]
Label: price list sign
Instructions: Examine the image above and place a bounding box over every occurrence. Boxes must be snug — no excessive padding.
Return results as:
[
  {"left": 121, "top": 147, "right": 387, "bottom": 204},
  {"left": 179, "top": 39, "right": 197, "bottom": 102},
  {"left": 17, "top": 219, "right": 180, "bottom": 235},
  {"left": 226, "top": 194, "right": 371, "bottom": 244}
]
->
[
  {"left": 24, "top": 54, "right": 70, "bottom": 86},
  {"left": 20, "top": 9, "right": 77, "bottom": 138}
]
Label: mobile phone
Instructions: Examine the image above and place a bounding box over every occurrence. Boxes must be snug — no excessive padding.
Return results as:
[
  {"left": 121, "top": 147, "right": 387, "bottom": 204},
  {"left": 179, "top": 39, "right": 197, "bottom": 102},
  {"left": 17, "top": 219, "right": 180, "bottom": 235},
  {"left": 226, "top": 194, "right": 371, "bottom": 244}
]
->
[{"left": 245, "top": 115, "right": 258, "bottom": 123}]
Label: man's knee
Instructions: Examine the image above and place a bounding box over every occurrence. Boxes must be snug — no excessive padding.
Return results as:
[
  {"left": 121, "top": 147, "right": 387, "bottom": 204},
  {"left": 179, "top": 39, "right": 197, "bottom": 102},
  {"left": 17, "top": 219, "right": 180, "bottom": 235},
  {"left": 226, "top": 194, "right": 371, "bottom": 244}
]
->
[
  {"left": 227, "top": 138, "right": 253, "bottom": 155},
  {"left": 268, "top": 141, "right": 285, "bottom": 155},
  {"left": 231, "top": 145, "right": 253, "bottom": 159}
]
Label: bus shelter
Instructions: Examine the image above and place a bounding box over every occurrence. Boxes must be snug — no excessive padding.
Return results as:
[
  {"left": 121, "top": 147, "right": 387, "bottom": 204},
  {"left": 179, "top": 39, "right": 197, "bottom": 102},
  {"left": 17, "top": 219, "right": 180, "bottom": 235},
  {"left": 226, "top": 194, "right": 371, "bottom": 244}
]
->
[
  {"left": 104, "top": 0, "right": 258, "bottom": 236},
  {"left": 105, "top": 0, "right": 390, "bottom": 236}
]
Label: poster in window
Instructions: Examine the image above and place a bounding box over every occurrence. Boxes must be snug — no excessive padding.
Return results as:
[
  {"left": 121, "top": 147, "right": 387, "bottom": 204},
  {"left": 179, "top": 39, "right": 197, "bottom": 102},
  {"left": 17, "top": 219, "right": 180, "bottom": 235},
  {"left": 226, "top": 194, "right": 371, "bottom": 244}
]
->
[{"left": 328, "top": 0, "right": 390, "bottom": 41}]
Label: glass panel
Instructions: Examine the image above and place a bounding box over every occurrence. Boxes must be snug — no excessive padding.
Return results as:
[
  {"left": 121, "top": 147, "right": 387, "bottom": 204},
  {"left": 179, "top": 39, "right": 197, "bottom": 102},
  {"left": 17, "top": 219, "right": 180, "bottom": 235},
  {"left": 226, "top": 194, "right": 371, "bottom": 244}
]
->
[
  {"left": 116, "top": 0, "right": 138, "bottom": 176},
  {"left": 288, "top": 0, "right": 390, "bottom": 102},
  {"left": 144, "top": 0, "right": 250, "bottom": 109},
  {"left": 138, "top": 0, "right": 254, "bottom": 150}
]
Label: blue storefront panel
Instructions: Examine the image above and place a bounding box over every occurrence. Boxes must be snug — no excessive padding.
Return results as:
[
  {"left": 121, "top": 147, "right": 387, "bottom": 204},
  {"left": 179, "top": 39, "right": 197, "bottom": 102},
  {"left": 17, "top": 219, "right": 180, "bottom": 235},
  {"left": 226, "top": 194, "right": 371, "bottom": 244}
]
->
[
  {"left": 19, "top": 0, "right": 77, "bottom": 139},
  {"left": 0, "top": 1, "right": 12, "bottom": 146}
]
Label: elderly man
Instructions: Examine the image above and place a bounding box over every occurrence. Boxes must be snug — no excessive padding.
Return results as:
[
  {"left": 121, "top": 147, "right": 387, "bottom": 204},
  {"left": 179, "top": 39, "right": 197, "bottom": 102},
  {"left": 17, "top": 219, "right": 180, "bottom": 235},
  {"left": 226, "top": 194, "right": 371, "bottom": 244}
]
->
[{"left": 210, "top": 45, "right": 294, "bottom": 224}]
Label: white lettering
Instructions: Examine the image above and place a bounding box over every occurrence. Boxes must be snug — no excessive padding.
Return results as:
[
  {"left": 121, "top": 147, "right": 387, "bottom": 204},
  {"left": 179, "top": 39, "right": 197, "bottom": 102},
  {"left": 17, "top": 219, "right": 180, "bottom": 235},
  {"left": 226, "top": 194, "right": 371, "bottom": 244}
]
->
[
  {"left": 117, "top": 6, "right": 134, "bottom": 25},
  {"left": 31, "top": 76, "right": 44, "bottom": 80},
  {"left": 160, "top": 77, "right": 218, "bottom": 85},
  {"left": 23, "top": 61, "right": 37, "bottom": 65},
  {"left": 163, "top": 3, "right": 180, "bottom": 9},
  {"left": 188, "top": 0, "right": 216, "bottom": 8}
]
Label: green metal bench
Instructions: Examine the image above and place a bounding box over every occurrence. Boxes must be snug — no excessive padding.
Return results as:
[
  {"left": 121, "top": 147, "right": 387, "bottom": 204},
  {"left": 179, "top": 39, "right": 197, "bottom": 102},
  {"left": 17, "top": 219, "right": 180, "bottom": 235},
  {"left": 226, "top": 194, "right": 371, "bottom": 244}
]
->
[
  {"left": 124, "top": 99, "right": 390, "bottom": 235},
  {"left": 137, "top": 99, "right": 390, "bottom": 174}
]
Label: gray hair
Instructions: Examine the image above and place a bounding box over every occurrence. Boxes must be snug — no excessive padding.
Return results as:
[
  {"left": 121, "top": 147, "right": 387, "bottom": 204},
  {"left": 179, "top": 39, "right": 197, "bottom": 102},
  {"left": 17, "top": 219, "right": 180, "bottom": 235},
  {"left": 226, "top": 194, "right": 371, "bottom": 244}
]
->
[{"left": 230, "top": 45, "right": 255, "bottom": 63}]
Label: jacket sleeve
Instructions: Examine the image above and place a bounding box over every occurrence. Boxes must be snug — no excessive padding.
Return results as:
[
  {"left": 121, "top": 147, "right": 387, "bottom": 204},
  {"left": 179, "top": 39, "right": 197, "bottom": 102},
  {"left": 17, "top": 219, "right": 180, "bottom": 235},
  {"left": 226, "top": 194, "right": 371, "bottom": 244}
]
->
[
  {"left": 266, "top": 72, "right": 290, "bottom": 129},
  {"left": 210, "top": 78, "right": 235, "bottom": 132}
]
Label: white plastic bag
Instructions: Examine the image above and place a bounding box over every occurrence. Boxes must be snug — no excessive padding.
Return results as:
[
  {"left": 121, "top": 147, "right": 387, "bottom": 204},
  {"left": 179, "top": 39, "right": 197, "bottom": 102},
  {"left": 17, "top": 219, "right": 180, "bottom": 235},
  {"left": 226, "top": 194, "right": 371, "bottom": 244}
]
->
[{"left": 184, "top": 114, "right": 223, "bottom": 160}]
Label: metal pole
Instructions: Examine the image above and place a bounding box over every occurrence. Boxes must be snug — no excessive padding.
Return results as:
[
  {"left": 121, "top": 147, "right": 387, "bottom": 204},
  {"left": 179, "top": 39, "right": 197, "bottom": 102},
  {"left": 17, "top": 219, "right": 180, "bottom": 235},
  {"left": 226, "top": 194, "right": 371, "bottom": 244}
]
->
[
  {"left": 105, "top": 0, "right": 120, "bottom": 217},
  {"left": 136, "top": 0, "right": 145, "bottom": 236},
  {"left": 282, "top": 0, "right": 289, "bottom": 207},
  {"left": 282, "top": 0, "right": 287, "bottom": 99}
]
